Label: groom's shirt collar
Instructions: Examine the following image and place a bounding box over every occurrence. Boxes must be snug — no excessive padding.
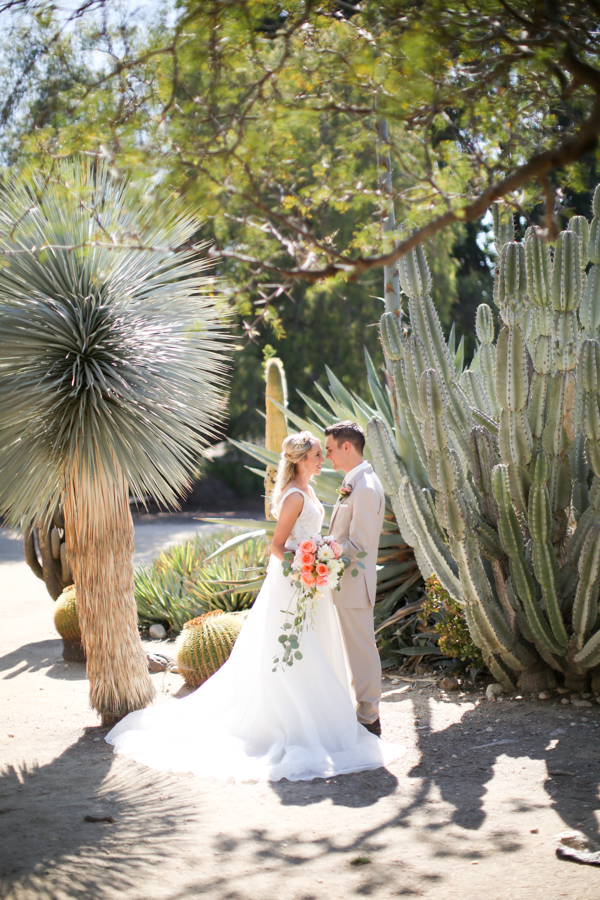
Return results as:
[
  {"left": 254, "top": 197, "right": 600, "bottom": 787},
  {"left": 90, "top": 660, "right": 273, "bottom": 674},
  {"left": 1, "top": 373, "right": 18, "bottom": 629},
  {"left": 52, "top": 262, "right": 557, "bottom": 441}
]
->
[{"left": 343, "top": 460, "right": 370, "bottom": 486}]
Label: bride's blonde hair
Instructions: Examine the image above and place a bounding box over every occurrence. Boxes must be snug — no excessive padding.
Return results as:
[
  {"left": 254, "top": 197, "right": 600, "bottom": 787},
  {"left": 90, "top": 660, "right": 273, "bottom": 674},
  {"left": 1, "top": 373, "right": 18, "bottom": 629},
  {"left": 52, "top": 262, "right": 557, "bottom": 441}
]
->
[{"left": 270, "top": 431, "right": 318, "bottom": 515}]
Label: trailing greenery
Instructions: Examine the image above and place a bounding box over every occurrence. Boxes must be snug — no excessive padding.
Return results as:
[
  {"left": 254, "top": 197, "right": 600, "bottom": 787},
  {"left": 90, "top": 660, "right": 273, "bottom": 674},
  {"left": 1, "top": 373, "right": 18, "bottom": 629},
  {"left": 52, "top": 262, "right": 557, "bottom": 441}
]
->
[{"left": 135, "top": 529, "right": 269, "bottom": 635}]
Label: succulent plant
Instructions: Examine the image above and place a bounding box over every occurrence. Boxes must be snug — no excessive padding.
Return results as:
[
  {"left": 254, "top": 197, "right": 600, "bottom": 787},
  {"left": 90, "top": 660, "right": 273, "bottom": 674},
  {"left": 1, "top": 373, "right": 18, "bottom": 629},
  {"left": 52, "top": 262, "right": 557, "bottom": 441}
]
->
[
  {"left": 369, "top": 185, "right": 600, "bottom": 692},
  {"left": 54, "top": 585, "right": 85, "bottom": 662},
  {"left": 264, "top": 357, "right": 289, "bottom": 519},
  {"left": 174, "top": 609, "right": 249, "bottom": 689},
  {"left": 23, "top": 506, "right": 72, "bottom": 600}
]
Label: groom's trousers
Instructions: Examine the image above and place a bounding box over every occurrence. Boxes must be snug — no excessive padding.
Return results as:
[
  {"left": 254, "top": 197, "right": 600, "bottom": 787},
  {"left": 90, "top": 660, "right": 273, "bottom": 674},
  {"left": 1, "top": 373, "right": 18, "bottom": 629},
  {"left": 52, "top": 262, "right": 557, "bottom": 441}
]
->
[{"left": 335, "top": 606, "right": 382, "bottom": 725}]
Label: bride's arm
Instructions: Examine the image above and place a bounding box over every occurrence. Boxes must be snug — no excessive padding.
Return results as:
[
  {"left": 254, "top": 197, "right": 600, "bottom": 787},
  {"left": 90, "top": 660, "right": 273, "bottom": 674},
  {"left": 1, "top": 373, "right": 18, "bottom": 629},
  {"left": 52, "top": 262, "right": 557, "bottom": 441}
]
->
[{"left": 271, "top": 492, "right": 304, "bottom": 561}]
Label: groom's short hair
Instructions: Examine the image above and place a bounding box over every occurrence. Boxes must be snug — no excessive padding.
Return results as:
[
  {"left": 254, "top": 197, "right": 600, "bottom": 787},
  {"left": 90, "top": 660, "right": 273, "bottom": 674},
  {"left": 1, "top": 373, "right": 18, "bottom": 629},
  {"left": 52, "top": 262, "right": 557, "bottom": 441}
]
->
[{"left": 324, "top": 421, "right": 365, "bottom": 453}]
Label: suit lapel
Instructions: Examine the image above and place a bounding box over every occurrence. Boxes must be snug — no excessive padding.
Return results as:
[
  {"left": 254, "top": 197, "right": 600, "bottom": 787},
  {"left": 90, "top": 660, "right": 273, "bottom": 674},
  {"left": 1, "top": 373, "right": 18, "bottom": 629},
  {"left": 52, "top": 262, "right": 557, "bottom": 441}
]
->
[{"left": 329, "top": 466, "right": 370, "bottom": 530}]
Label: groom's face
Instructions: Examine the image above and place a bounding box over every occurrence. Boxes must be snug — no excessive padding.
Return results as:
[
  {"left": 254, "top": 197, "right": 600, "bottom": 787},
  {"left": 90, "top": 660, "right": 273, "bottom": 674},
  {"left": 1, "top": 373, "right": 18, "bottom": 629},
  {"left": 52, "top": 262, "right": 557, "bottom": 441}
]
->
[{"left": 325, "top": 435, "right": 347, "bottom": 471}]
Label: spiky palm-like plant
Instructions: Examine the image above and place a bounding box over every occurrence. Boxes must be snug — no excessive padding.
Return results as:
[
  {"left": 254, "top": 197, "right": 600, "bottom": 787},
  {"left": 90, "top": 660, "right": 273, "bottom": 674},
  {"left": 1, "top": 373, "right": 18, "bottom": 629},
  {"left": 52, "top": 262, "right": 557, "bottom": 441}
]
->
[{"left": 0, "top": 161, "right": 229, "bottom": 724}]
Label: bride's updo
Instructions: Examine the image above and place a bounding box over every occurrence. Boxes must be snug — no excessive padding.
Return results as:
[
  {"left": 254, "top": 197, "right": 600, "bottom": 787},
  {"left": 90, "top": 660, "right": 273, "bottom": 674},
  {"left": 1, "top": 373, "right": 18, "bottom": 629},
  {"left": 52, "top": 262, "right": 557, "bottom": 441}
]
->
[{"left": 270, "top": 431, "right": 318, "bottom": 515}]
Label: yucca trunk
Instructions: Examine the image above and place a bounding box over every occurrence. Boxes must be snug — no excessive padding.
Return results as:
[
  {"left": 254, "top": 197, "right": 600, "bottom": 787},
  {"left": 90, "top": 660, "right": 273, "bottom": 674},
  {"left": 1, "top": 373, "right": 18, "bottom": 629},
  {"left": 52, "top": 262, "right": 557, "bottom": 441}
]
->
[{"left": 64, "top": 464, "right": 155, "bottom": 725}]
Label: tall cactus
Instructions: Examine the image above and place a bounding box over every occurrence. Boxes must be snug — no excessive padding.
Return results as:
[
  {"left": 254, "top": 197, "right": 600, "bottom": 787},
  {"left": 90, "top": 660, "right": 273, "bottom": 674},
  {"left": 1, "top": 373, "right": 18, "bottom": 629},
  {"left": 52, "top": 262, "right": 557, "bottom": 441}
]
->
[
  {"left": 369, "top": 185, "right": 600, "bottom": 692},
  {"left": 264, "top": 357, "right": 288, "bottom": 519}
]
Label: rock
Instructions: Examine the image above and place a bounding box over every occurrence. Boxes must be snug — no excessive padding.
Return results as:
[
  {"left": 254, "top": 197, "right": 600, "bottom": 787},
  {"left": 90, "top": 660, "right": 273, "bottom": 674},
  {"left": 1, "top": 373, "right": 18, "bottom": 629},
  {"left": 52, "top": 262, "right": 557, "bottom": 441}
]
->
[
  {"left": 555, "top": 830, "right": 598, "bottom": 852},
  {"left": 170, "top": 666, "right": 180, "bottom": 675},
  {"left": 146, "top": 652, "right": 173, "bottom": 673},
  {"left": 391, "top": 679, "right": 399, "bottom": 684},
  {"left": 485, "top": 726, "right": 493, "bottom": 733},
  {"left": 582, "top": 692, "right": 591, "bottom": 699},
  {"left": 149, "top": 623, "right": 167, "bottom": 640},
  {"left": 571, "top": 699, "right": 593, "bottom": 707},
  {"left": 561, "top": 698, "right": 570, "bottom": 705},
  {"left": 485, "top": 683, "right": 503, "bottom": 701},
  {"left": 539, "top": 691, "right": 551, "bottom": 700},
  {"left": 7, "top": 733, "right": 14, "bottom": 738},
  {"left": 530, "top": 828, "right": 539, "bottom": 834},
  {"left": 556, "top": 687, "right": 570, "bottom": 694},
  {"left": 415, "top": 664, "right": 429, "bottom": 675},
  {"left": 441, "top": 677, "right": 460, "bottom": 692}
]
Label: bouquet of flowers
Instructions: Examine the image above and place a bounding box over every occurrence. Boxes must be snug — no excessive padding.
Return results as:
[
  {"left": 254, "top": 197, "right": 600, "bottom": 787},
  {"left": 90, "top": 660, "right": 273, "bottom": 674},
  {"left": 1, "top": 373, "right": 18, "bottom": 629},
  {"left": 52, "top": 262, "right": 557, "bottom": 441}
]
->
[{"left": 273, "top": 535, "right": 347, "bottom": 671}]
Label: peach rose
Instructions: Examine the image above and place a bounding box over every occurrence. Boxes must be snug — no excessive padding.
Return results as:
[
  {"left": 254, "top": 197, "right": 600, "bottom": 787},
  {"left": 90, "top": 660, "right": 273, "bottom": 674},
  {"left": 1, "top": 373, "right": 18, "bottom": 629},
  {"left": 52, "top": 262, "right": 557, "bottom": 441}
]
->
[
  {"left": 300, "top": 551, "right": 315, "bottom": 566},
  {"left": 316, "top": 563, "right": 329, "bottom": 577},
  {"left": 329, "top": 540, "right": 342, "bottom": 559},
  {"left": 299, "top": 539, "right": 317, "bottom": 553},
  {"left": 301, "top": 572, "right": 317, "bottom": 587},
  {"left": 316, "top": 575, "right": 329, "bottom": 586},
  {"left": 301, "top": 564, "right": 314, "bottom": 576}
]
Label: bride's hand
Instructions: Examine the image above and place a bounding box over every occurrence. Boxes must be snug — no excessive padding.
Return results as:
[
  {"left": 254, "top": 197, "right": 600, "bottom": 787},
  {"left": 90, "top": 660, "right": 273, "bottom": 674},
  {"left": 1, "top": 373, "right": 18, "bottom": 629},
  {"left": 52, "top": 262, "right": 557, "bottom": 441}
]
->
[{"left": 271, "top": 492, "right": 304, "bottom": 561}]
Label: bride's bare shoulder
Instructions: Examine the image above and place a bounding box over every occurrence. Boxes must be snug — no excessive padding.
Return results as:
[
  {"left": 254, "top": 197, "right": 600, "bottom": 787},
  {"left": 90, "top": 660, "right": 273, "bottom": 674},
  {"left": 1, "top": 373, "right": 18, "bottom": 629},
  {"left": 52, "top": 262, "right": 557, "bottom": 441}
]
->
[{"left": 278, "top": 486, "right": 305, "bottom": 516}]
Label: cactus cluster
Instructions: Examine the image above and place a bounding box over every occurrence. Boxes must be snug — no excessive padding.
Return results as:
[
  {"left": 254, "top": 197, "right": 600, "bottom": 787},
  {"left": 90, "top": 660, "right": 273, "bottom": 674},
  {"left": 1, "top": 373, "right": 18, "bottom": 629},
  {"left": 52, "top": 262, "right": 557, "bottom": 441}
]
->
[
  {"left": 264, "top": 357, "right": 289, "bottom": 520},
  {"left": 369, "top": 186, "right": 600, "bottom": 692},
  {"left": 175, "top": 609, "right": 249, "bottom": 689},
  {"left": 24, "top": 506, "right": 72, "bottom": 600}
]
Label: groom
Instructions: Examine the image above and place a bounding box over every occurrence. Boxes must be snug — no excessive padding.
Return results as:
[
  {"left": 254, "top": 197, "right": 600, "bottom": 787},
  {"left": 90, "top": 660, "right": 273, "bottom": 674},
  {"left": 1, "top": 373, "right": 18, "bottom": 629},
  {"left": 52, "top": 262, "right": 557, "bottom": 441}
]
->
[{"left": 325, "top": 421, "right": 385, "bottom": 737}]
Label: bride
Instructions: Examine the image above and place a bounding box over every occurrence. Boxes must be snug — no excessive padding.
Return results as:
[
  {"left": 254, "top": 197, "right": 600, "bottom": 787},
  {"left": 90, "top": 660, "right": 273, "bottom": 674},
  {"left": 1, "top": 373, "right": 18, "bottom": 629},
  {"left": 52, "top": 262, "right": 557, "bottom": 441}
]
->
[{"left": 106, "top": 431, "right": 404, "bottom": 781}]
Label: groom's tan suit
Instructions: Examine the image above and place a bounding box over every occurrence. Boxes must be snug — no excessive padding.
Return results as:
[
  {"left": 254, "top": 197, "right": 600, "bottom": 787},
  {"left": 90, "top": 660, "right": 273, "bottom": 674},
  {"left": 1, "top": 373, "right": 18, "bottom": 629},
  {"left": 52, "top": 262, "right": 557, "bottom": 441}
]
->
[{"left": 329, "top": 461, "right": 385, "bottom": 725}]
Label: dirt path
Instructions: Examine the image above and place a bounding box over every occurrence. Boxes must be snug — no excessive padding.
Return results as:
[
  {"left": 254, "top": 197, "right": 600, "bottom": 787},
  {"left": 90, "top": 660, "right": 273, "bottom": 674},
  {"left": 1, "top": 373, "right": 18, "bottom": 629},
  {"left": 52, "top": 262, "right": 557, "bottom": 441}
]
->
[{"left": 1, "top": 523, "right": 600, "bottom": 900}]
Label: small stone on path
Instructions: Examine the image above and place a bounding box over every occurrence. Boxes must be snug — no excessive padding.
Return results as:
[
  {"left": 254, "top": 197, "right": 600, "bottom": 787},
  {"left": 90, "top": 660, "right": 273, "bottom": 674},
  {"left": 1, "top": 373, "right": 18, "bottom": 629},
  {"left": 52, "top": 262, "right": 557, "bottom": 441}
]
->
[
  {"left": 485, "top": 683, "right": 503, "bottom": 701},
  {"left": 572, "top": 699, "right": 593, "bottom": 707},
  {"left": 149, "top": 623, "right": 167, "bottom": 640},
  {"left": 539, "top": 691, "right": 551, "bottom": 700},
  {"left": 441, "top": 677, "right": 459, "bottom": 691}
]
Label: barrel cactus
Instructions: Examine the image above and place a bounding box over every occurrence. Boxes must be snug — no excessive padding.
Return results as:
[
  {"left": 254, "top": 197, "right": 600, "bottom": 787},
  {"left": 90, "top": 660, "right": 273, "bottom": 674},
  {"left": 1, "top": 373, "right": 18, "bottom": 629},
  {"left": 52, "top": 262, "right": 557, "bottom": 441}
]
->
[
  {"left": 369, "top": 186, "right": 600, "bottom": 693},
  {"left": 54, "top": 585, "right": 85, "bottom": 662},
  {"left": 175, "top": 609, "right": 248, "bottom": 688},
  {"left": 264, "top": 357, "right": 288, "bottom": 520}
]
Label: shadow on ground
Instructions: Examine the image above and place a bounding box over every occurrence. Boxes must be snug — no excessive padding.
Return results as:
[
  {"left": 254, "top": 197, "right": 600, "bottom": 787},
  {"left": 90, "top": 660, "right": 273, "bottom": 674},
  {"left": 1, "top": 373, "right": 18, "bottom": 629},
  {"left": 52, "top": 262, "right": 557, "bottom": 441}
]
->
[
  {"left": 0, "top": 639, "right": 87, "bottom": 681},
  {"left": 0, "top": 731, "right": 199, "bottom": 900}
]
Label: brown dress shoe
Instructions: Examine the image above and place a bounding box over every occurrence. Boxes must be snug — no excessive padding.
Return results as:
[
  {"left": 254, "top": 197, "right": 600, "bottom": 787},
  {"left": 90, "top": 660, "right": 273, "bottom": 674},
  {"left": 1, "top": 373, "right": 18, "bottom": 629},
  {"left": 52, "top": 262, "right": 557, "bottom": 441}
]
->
[{"left": 362, "top": 717, "right": 381, "bottom": 737}]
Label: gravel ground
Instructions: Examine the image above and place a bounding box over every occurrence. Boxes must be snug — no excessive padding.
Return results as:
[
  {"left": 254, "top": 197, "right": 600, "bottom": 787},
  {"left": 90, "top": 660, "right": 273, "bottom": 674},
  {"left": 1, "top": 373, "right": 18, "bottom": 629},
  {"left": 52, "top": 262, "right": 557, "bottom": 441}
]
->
[{"left": 1, "top": 521, "right": 600, "bottom": 900}]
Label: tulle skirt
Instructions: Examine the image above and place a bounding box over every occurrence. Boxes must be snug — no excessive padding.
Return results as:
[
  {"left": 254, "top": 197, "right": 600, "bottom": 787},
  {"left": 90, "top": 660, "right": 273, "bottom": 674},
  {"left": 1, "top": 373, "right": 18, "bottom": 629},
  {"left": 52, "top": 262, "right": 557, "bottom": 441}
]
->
[{"left": 106, "top": 557, "right": 404, "bottom": 782}]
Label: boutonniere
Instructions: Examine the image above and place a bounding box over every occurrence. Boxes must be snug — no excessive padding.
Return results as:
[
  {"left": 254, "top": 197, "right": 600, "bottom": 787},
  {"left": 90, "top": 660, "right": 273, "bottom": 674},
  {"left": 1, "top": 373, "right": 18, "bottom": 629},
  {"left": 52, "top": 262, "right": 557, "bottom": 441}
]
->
[{"left": 337, "top": 484, "right": 352, "bottom": 499}]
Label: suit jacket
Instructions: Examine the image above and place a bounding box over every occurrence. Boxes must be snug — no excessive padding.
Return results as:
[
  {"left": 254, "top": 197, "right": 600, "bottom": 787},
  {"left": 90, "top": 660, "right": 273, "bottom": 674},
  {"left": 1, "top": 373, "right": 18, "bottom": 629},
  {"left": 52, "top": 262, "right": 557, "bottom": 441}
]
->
[{"left": 329, "top": 463, "right": 385, "bottom": 609}]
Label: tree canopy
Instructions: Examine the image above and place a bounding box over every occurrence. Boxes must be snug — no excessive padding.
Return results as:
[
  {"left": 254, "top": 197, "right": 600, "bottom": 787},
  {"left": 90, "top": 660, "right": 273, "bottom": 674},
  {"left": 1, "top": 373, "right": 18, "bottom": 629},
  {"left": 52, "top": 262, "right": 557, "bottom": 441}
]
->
[{"left": 1, "top": 0, "right": 598, "bottom": 434}]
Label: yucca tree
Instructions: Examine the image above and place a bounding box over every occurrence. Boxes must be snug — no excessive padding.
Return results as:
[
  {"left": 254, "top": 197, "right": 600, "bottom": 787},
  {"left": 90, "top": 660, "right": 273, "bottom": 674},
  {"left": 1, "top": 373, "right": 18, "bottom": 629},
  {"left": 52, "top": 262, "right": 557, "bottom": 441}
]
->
[{"left": 0, "top": 160, "right": 229, "bottom": 724}]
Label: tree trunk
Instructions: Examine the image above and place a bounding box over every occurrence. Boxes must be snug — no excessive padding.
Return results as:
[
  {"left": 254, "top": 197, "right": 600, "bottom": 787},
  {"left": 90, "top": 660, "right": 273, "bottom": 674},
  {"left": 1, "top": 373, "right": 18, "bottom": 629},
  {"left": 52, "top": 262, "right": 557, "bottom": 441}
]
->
[{"left": 63, "top": 463, "right": 155, "bottom": 726}]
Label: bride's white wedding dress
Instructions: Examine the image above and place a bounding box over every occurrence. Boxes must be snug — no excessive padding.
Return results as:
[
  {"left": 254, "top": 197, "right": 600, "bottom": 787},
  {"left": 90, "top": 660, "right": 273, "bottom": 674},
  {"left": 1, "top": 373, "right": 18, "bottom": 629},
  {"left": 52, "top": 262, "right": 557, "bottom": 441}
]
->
[{"left": 106, "top": 488, "right": 404, "bottom": 781}]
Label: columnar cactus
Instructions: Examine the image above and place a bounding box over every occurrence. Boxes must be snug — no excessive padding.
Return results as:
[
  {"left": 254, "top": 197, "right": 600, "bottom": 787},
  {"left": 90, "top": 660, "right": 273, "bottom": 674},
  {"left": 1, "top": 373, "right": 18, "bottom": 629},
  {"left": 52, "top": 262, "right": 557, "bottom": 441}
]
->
[
  {"left": 369, "top": 186, "right": 600, "bottom": 691},
  {"left": 23, "top": 506, "right": 72, "bottom": 600},
  {"left": 264, "top": 358, "right": 288, "bottom": 520}
]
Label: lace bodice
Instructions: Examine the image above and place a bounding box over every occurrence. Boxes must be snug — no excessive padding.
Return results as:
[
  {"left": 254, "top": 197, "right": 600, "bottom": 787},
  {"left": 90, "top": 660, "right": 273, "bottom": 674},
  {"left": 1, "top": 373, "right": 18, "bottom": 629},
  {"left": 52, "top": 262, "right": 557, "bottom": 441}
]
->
[{"left": 276, "top": 487, "right": 324, "bottom": 549}]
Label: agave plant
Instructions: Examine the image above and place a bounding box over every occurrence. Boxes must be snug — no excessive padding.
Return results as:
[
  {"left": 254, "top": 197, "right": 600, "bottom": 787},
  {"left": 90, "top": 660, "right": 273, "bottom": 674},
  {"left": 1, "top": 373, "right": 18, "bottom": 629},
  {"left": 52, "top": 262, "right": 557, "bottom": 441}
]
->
[
  {"left": 135, "top": 528, "right": 268, "bottom": 634},
  {"left": 0, "top": 160, "right": 229, "bottom": 724}
]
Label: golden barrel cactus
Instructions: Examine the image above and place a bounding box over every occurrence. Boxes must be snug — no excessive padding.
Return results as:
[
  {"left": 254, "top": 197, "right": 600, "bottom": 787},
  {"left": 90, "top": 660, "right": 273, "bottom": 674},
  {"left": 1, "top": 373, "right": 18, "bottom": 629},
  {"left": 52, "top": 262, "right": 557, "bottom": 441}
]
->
[
  {"left": 264, "top": 357, "right": 288, "bottom": 519},
  {"left": 175, "top": 609, "right": 248, "bottom": 689},
  {"left": 54, "top": 585, "right": 86, "bottom": 662}
]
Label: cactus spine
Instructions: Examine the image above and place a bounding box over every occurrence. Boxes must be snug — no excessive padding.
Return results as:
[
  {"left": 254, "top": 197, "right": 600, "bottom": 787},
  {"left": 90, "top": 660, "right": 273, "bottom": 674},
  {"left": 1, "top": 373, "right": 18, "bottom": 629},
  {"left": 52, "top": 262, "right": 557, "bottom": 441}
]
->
[
  {"left": 369, "top": 184, "right": 600, "bottom": 691},
  {"left": 264, "top": 358, "right": 288, "bottom": 520}
]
